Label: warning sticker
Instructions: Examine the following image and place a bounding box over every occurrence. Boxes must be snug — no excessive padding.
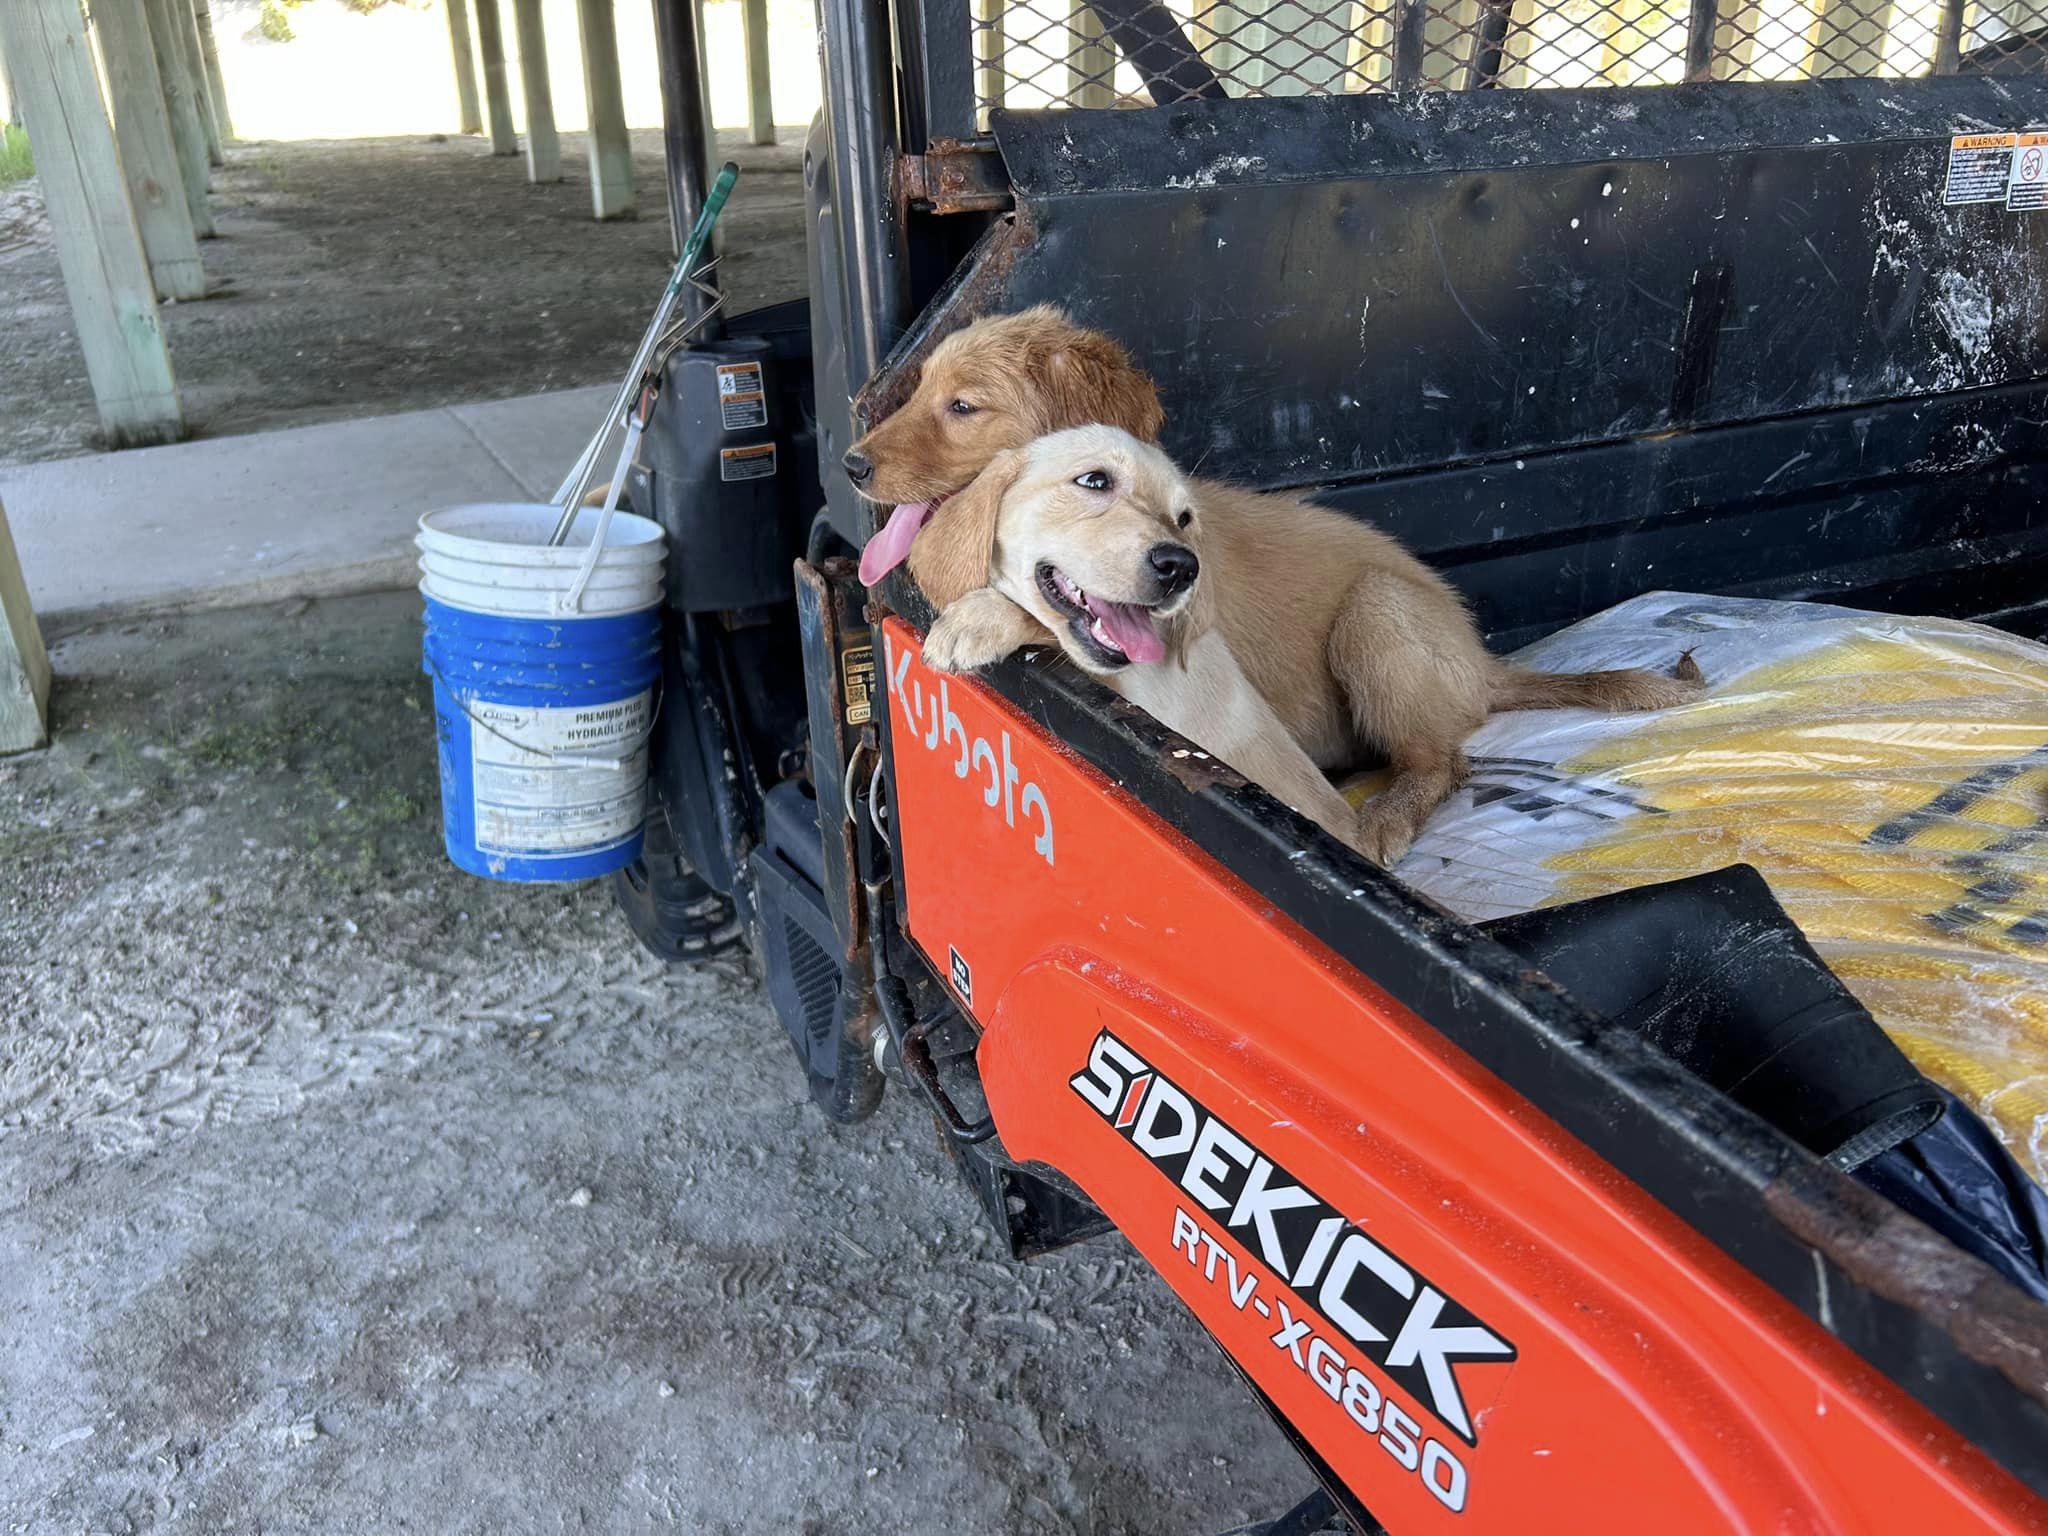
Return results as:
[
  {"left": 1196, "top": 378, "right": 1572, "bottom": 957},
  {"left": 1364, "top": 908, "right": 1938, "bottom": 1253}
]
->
[
  {"left": 720, "top": 442, "right": 777, "bottom": 482},
  {"left": 1946, "top": 132, "right": 2017, "bottom": 204},
  {"left": 2011, "top": 132, "right": 2048, "bottom": 210},
  {"left": 842, "top": 642, "right": 875, "bottom": 726},
  {"left": 469, "top": 690, "right": 651, "bottom": 855},
  {"left": 716, "top": 361, "right": 769, "bottom": 432}
]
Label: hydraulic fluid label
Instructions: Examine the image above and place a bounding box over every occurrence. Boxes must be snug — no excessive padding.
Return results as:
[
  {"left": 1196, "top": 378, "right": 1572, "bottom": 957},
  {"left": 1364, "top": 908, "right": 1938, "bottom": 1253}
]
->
[
  {"left": 716, "top": 361, "right": 769, "bottom": 431},
  {"left": 468, "top": 690, "right": 650, "bottom": 854},
  {"left": 1946, "top": 132, "right": 2016, "bottom": 205},
  {"left": 719, "top": 442, "right": 777, "bottom": 482}
]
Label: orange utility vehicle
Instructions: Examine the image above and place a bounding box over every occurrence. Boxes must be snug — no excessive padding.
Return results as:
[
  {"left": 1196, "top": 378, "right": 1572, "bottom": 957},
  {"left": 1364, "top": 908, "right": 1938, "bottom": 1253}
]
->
[{"left": 616, "top": 0, "right": 2048, "bottom": 1525}]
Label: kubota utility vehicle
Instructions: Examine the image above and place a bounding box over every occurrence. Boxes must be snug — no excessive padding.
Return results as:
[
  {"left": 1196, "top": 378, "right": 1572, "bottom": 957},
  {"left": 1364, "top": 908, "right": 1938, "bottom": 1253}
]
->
[{"left": 611, "top": 0, "right": 2048, "bottom": 1525}]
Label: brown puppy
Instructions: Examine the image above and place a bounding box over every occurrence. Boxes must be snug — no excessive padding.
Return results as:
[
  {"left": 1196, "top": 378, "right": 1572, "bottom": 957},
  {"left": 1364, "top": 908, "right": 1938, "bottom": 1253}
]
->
[
  {"left": 850, "top": 306, "right": 1165, "bottom": 590},
  {"left": 850, "top": 307, "right": 1703, "bottom": 864}
]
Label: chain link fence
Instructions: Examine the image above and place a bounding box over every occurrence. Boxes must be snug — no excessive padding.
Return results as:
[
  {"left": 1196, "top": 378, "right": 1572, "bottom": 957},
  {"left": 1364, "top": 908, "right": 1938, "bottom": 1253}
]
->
[{"left": 968, "top": 0, "right": 2048, "bottom": 118}]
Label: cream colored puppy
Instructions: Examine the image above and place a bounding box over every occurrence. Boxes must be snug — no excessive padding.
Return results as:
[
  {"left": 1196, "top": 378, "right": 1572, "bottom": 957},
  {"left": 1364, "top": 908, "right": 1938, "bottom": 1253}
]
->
[{"left": 922, "top": 425, "right": 1367, "bottom": 856}]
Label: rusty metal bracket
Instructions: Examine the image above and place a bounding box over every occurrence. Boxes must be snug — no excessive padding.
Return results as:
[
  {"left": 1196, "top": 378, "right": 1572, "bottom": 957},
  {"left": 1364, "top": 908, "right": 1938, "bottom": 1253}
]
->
[
  {"left": 850, "top": 212, "right": 1036, "bottom": 433},
  {"left": 896, "top": 138, "right": 1012, "bottom": 215}
]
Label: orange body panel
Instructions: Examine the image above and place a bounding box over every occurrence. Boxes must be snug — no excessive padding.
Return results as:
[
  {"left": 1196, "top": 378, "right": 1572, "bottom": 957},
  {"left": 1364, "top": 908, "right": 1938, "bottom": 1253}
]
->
[{"left": 881, "top": 619, "right": 2046, "bottom": 1534}]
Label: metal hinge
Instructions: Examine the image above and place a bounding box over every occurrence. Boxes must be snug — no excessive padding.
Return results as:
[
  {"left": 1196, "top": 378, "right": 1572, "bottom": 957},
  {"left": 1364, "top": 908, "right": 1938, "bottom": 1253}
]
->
[{"left": 897, "top": 139, "right": 1012, "bottom": 215}]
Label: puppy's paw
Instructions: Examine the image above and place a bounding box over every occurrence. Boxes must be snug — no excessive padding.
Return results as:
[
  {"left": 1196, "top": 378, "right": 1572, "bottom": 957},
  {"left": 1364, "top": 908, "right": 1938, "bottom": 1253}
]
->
[
  {"left": 1351, "top": 801, "right": 1419, "bottom": 867},
  {"left": 921, "top": 621, "right": 991, "bottom": 674},
  {"left": 922, "top": 589, "right": 1029, "bottom": 674}
]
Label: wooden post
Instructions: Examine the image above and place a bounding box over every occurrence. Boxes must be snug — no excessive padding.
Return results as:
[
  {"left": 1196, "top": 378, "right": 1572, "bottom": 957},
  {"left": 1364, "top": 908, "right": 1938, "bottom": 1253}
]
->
[
  {"left": 577, "top": 0, "right": 634, "bottom": 219},
  {"left": 740, "top": 0, "right": 774, "bottom": 144},
  {"left": 1068, "top": 2, "right": 1115, "bottom": 108},
  {"left": 511, "top": 0, "right": 560, "bottom": 181},
  {"left": 189, "top": 0, "right": 233, "bottom": 139},
  {"left": 1597, "top": 0, "right": 1659, "bottom": 84},
  {"left": 0, "top": 0, "right": 184, "bottom": 445},
  {"left": 972, "top": 0, "right": 1003, "bottom": 125},
  {"left": 445, "top": 0, "right": 484, "bottom": 134},
  {"left": 0, "top": 45, "right": 18, "bottom": 124},
  {"left": 142, "top": 0, "right": 213, "bottom": 233},
  {"left": 1807, "top": 0, "right": 1897, "bottom": 77},
  {"left": 1712, "top": 0, "right": 1760, "bottom": 78},
  {"left": 0, "top": 497, "right": 52, "bottom": 757},
  {"left": 170, "top": 0, "right": 222, "bottom": 165},
  {"left": 473, "top": 0, "right": 519, "bottom": 155},
  {"left": 93, "top": 0, "right": 206, "bottom": 300}
]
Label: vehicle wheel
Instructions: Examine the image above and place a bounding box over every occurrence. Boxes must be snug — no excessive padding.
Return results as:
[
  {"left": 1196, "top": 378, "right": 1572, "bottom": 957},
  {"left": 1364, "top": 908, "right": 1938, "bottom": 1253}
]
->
[{"left": 610, "top": 814, "right": 743, "bottom": 964}]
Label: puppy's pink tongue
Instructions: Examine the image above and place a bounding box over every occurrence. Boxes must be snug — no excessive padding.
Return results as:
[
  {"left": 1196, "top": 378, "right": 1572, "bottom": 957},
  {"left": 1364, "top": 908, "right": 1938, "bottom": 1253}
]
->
[
  {"left": 1094, "top": 600, "right": 1166, "bottom": 663},
  {"left": 858, "top": 503, "right": 933, "bottom": 586}
]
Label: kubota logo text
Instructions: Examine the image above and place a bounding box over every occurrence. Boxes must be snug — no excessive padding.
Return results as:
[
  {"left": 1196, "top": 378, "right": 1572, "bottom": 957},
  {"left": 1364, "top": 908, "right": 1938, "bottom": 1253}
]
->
[{"left": 885, "top": 633, "right": 1054, "bottom": 866}]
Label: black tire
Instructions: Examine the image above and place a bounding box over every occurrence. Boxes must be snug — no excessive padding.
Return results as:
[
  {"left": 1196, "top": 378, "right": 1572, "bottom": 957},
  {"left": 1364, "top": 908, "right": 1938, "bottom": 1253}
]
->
[{"left": 610, "top": 814, "right": 744, "bottom": 964}]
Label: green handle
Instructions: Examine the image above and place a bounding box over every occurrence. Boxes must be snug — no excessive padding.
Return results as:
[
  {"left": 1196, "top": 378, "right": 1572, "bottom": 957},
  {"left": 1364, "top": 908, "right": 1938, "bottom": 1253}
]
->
[{"left": 669, "top": 161, "right": 740, "bottom": 292}]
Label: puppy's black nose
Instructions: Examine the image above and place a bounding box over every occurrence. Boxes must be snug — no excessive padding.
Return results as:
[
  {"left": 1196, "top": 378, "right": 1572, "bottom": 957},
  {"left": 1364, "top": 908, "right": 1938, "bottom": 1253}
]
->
[
  {"left": 842, "top": 448, "right": 873, "bottom": 487},
  {"left": 1148, "top": 542, "right": 1199, "bottom": 595}
]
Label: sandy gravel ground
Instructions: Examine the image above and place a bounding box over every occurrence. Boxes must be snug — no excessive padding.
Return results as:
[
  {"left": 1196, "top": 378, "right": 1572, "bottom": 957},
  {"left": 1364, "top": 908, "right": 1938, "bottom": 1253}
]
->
[{"left": 0, "top": 592, "right": 1310, "bottom": 1534}]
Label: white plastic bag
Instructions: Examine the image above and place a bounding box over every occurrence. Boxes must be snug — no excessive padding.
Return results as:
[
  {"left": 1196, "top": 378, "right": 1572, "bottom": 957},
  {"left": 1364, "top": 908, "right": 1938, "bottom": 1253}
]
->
[{"left": 1352, "top": 592, "right": 2048, "bottom": 1184}]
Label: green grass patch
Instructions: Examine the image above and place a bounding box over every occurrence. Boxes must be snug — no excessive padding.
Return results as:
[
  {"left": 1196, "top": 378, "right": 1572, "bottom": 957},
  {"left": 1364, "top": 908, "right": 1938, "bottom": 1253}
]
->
[{"left": 0, "top": 125, "right": 34, "bottom": 188}]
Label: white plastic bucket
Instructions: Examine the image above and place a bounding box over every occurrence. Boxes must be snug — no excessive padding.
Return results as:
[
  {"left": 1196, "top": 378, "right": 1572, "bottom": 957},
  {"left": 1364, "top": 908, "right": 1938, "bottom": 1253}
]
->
[{"left": 417, "top": 502, "right": 666, "bottom": 618}]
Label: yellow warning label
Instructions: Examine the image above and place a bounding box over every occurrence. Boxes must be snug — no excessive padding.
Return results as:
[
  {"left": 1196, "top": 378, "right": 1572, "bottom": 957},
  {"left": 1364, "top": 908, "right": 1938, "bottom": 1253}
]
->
[
  {"left": 716, "top": 361, "right": 769, "bottom": 432},
  {"left": 1946, "top": 132, "right": 2017, "bottom": 205},
  {"left": 719, "top": 442, "right": 777, "bottom": 483}
]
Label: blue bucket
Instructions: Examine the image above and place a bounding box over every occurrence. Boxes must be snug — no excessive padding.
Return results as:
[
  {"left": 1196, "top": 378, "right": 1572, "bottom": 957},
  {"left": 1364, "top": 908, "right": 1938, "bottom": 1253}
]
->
[{"left": 417, "top": 503, "right": 667, "bottom": 883}]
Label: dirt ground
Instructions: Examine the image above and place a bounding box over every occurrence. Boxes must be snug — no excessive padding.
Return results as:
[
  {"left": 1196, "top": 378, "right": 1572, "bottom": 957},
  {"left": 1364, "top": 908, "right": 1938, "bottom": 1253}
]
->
[
  {"left": 0, "top": 129, "right": 810, "bottom": 465},
  {"left": 0, "top": 593, "right": 1310, "bottom": 1534}
]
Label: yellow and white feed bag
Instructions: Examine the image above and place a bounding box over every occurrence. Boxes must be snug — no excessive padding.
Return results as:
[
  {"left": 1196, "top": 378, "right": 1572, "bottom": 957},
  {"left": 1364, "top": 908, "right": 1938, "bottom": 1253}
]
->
[{"left": 1351, "top": 592, "right": 2048, "bottom": 1186}]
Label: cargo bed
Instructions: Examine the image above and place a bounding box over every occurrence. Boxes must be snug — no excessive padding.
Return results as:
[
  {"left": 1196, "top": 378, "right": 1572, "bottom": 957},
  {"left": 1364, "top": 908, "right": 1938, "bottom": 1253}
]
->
[{"left": 842, "top": 77, "right": 2048, "bottom": 1527}]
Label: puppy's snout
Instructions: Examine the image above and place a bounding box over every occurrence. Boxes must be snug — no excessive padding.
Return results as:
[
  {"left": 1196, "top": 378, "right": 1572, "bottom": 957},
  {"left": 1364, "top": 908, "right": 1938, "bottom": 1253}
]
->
[
  {"left": 1148, "top": 542, "right": 1199, "bottom": 597},
  {"left": 842, "top": 448, "right": 874, "bottom": 487}
]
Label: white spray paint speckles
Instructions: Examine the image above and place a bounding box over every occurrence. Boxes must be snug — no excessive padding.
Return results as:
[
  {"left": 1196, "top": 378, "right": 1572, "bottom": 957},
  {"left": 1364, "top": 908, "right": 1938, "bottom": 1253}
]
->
[
  {"left": 1933, "top": 270, "right": 1994, "bottom": 361},
  {"left": 1165, "top": 154, "right": 1267, "bottom": 190}
]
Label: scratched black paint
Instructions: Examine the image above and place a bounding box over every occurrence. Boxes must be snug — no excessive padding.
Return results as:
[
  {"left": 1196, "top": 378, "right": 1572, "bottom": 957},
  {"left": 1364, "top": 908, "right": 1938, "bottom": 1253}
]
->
[{"left": 937, "top": 78, "right": 2048, "bottom": 640}]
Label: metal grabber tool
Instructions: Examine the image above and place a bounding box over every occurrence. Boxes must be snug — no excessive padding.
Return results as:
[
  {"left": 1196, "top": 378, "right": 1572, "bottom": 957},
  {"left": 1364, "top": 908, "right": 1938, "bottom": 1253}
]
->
[{"left": 547, "top": 160, "right": 741, "bottom": 547}]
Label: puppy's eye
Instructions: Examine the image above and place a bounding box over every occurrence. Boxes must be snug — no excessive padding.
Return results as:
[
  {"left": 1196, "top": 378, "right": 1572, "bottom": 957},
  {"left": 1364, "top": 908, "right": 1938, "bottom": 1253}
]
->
[
  {"left": 948, "top": 399, "right": 978, "bottom": 416},
  {"left": 1075, "top": 469, "right": 1112, "bottom": 492},
  {"left": 1176, "top": 509, "right": 1193, "bottom": 529}
]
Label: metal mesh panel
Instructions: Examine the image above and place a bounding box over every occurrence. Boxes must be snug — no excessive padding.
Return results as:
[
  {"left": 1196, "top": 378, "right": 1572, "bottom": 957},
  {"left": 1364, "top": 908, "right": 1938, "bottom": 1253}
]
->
[
  {"left": 966, "top": 0, "right": 2048, "bottom": 118},
  {"left": 1710, "top": 0, "right": 1936, "bottom": 78},
  {"left": 1959, "top": 0, "right": 2048, "bottom": 74}
]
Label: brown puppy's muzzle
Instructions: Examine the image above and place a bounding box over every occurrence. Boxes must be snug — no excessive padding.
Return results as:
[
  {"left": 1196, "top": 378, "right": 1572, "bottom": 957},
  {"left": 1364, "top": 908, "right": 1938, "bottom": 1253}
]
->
[{"left": 843, "top": 415, "right": 961, "bottom": 506}]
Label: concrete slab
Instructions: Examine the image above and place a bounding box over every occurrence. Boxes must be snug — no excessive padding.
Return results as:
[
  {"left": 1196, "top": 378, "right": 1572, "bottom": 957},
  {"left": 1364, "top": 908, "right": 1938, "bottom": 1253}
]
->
[
  {"left": 0, "top": 386, "right": 621, "bottom": 627},
  {"left": 449, "top": 389, "right": 622, "bottom": 500}
]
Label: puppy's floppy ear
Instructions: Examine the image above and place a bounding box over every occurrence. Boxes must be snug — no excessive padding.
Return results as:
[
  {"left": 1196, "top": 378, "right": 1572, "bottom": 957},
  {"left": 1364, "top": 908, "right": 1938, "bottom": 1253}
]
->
[
  {"left": 909, "top": 448, "right": 1024, "bottom": 611},
  {"left": 1036, "top": 329, "right": 1167, "bottom": 442}
]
